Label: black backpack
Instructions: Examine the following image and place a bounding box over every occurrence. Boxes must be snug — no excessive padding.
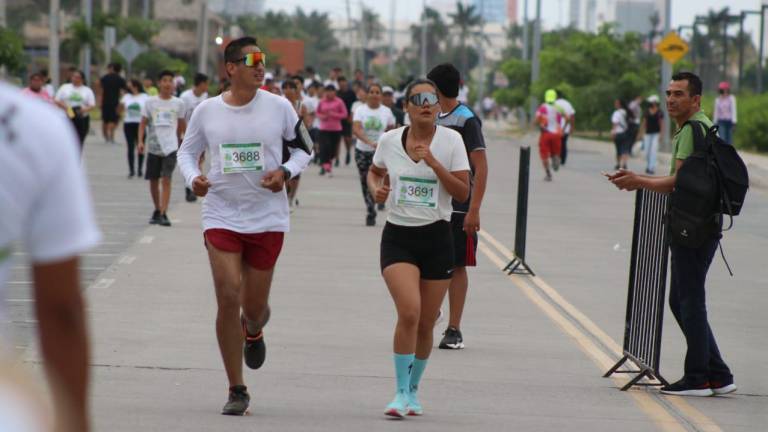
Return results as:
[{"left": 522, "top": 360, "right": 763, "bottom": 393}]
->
[{"left": 668, "top": 120, "right": 749, "bottom": 250}]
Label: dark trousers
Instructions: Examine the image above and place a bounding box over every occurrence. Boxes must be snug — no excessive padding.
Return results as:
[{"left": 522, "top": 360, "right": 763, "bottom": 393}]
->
[
  {"left": 124, "top": 123, "right": 144, "bottom": 176},
  {"left": 669, "top": 238, "right": 732, "bottom": 384},
  {"left": 318, "top": 130, "right": 341, "bottom": 166},
  {"left": 71, "top": 115, "right": 90, "bottom": 149},
  {"left": 355, "top": 148, "right": 376, "bottom": 217},
  {"left": 717, "top": 120, "right": 734, "bottom": 145},
  {"left": 561, "top": 133, "right": 570, "bottom": 164}
]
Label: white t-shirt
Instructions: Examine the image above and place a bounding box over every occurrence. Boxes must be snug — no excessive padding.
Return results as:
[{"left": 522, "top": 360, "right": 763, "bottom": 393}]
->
[
  {"left": 54, "top": 83, "right": 96, "bottom": 110},
  {"left": 178, "top": 90, "right": 312, "bottom": 234},
  {"left": 0, "top": 83, "right": 100, "bottom": 319},
  {"left": 180, "top": 89, "right": 209, "bottom": 123},
  {"left": 303, "top": 95, "right": 319, "bottom": 129},
  {"left": 554, "top": 98, "right": 575, "bottom": 134},
  {"left": 121, "top": 93, "right": 149, "bottom": 124},
  {"left": 142, "top": 95, "right": 185, "bottom": 156},
  {"left": 612, "top": 109, "right": 628, "bottom": 134},
  {"left": 372, "top": 126, "right": 470, "bottom": 227},
  {"left": 353, "top": 104, "right": 395, "bottom": 152}
]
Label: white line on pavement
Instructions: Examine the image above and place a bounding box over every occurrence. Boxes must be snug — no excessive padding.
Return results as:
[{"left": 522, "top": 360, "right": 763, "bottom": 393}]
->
[
  {"left": 477, "top": 230, "right": 724, "bottom": 432},
  {"left": 118, "top": 255, "right": 136, "bottom": 265},
  {"left": 139, "top": 236, "right": 154, "bottom": 244},
  {"left": 90, "top": 279, "right": 115, "bottom": 290}
]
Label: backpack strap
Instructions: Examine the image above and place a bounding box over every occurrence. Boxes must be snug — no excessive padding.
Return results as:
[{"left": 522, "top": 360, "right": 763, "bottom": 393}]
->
[{"left": 682, "top": 120, "right": 710, "bottom": 153}]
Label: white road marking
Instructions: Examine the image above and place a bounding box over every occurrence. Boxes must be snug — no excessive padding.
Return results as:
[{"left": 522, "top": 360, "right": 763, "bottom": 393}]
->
[
  {"left": 139, "top": 236, "right": 154, "bottom": 244},
  {"left": 91, "top": 279, "right": 115, "bottom": 290},
  {"left": 118, "top": 255, "right": 136, "bottom": 265}
]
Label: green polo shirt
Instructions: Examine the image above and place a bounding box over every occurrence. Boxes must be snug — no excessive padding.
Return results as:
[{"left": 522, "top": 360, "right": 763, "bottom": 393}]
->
[{"left": 670, "top": 111, "right": 713, "bottom": 175}]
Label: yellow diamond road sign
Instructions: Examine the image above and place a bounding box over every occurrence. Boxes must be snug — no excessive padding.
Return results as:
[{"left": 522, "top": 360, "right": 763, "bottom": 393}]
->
[{"left": 657, "top": 32, "right": 689, "bottom": 65}]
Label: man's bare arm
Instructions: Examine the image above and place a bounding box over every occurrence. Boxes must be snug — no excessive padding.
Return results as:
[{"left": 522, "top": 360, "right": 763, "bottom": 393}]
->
[{"left": 33, "top": 257, "right": 90, "bottom": 432}]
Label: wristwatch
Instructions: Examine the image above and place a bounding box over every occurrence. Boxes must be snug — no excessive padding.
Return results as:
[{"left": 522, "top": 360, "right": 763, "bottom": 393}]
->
[{"left": 279, "top": 165, "right": 292, "bottom": 180}]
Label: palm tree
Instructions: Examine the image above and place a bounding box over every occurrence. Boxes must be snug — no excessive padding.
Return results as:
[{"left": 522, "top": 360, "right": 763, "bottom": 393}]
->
[
  {"left": 449, "top": 3, "right": 482, "bottom": 79},
  {"left": 409, "top": 7, "right": 448, "bottom": 69}
]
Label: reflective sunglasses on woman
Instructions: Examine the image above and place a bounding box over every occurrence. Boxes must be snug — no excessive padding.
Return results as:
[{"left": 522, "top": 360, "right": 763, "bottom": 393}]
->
[{"left": 408, "top": 92, "right": 439, "bottom": 107}]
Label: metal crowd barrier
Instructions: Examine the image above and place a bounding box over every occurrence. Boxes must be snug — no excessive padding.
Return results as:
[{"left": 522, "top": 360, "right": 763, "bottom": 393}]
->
[{"left": 604, "top": 189, "right": 670, "bottom": 390}]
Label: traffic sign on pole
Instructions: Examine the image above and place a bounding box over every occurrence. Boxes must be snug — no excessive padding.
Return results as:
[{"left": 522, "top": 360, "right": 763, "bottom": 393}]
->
[
  {"left": 116, "top": 35, "right": 147, "bottom": 76},
  {"left": 656, "top": 32, "right": 688, "bottom": 65}
]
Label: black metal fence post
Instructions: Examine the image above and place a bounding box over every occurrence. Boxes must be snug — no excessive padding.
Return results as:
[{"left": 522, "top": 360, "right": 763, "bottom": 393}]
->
[
  {"left": 504, "top": 146, "right": 535, "bottom": 276},
  {"left": 604, "top": 190, "right": 670, "bottom": 390}
]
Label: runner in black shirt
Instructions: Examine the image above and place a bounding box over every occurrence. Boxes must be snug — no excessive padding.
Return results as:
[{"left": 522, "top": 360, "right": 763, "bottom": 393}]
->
[
  {"left": 100, "top": 63, "right": 127, "bottom": 144},
  {"left": 337, "top": 76, "right": 357, "bottom": 166}
]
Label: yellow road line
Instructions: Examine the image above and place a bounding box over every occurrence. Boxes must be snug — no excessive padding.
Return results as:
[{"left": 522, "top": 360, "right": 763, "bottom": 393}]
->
[
  {"left": 478, "top": 243, "right": 686, "bottom": 432},
  {"left": 477, "top": 229, "right": 724, "bottom": 432}
]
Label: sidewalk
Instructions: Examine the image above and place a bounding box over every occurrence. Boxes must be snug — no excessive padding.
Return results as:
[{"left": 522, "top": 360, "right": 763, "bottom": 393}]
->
[{"left": 22, "top": 124, "right": 768, "bottom": 431}]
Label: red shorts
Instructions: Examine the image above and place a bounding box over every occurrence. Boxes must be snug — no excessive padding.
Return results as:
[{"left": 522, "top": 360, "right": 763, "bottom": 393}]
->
[
  {"left": 539, "top": 131, "right": 562, "bottom": 160},
  {"left": 204, "top": 229, "right": 285, "bottom": 270}
]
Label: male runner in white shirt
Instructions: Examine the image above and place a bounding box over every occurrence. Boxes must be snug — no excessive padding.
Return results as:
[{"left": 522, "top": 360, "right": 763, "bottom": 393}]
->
[
  {"left": 178, "top": 36, "right": 312, "bottom": 416},
  {"left": 1, "top": 82, "right": 101, "bottom": 432}
]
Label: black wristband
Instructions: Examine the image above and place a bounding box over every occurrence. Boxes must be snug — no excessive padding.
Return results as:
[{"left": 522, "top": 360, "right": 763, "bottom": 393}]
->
[{"left": 279, "top": 165, "right": 292, "bottom": 180}]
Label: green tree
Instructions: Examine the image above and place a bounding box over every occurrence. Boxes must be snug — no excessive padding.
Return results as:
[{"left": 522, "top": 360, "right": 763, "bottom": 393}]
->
[
  {"left": 409, "top": 7, "right": 448, "bottom": 69},
  {"left": 0, "top": 27, "right": 25, "bottom": 74},
  {"left": 449, "top": 3, "right": 482, "bottom": 79}
]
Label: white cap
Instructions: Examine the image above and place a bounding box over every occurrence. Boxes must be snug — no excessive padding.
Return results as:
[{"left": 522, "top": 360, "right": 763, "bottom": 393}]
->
[
  {"left": 646, "top": 94, "right": 660, "bottom": 104},
  {"left": 264, "top": 72, "right": 274, "bottom": 81},
  {"left": 382, "top": 86, "right": 394, "bottom": 94}
]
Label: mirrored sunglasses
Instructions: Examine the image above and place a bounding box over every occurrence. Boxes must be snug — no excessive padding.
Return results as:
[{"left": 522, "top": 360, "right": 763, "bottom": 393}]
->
[
  {"left": 235, "top": 52, "right": 266, "bottom": 67},
  {"left": 408, "top": 92, "right": 438, "bottom": 106}
]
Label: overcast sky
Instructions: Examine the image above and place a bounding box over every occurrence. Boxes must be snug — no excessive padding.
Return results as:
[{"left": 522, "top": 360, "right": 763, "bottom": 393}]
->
[{"left": 264, "top": 0, "right": 765, "bottom": 46}]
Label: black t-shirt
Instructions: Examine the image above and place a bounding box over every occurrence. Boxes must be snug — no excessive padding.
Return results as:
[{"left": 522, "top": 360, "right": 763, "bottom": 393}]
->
[
  {"left": 435, "top": 103, "right": 486, "bottom": 212},
  {"left": 338, "top": 89, "right": 357, "bottom": 114},
  {"left": 390, "top": 106, "right": 405, "bottom": 127},
  {"left": 645, "top": 110, "right": 664, "bottom": 134},
  {"left": 100, "top": 73, "right": 126, "bottom": 107}
]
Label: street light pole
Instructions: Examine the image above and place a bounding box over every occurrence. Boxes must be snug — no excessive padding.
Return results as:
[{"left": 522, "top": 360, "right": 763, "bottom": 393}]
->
[
  {"left": 50, "top": 0, "right": 61, "bottom": 88},
  {"left": 82, "top": 0, "right": 93, "bottom": 83},
  {"left": 522, "top": 0, "right": 529, "bottom": 61},
  {"left": 759, "top": 6, "right": 766, "bottom": 93},
  {"left": 528, "top": 0, "right": 541, "bottom": 121},
  {"left": 420, "top": 0, "right": 427, "bottom": 77},
  {"left": 142, "top": 0, "right": 149, "bottom": 19},
  {"left": 660, "top": 0, "right": 671, "bottom": 151},
  {"left": 197, "top": 1, "right": 209, "bottom": 75},
  {"left": 388, "top": 0, "right": 395, "bottom": 75}
]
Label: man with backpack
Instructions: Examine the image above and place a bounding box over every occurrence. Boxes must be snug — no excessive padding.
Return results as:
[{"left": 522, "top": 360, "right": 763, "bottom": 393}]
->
[{"left": 605, "top": 72, "right": 738, "bottom": 397}]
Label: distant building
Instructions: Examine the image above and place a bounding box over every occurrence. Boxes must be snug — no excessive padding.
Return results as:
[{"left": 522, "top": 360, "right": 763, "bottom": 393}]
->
[
  {"left": 569, "top": 0, "right": 664, "bottom": 34},
  {"left": 472, "top": 0, "right": 508, "bottom": 25},
  {"left": 207, "top": 0, "right": 265, "bottom": 17}
]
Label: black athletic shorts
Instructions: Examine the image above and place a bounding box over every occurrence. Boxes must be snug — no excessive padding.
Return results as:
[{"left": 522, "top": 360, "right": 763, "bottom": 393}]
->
[
  {"left": 145, "top": 152, "right": 177, "bottom": 180},
  {"left": 341, "top": 119, "right": 352, "bottom": 138},
  {"left": 101, "top": 104, "right": 119, "bottom": 123},
  {"left": 451, "top": 212, "right": 478, "bottom": 267},
  {"left": 380, "top": 220, "right": 454, "bottom": 280}
]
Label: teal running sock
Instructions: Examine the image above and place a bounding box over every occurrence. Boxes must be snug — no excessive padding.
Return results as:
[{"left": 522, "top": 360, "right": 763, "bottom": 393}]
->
[
  {"left": 394, "top": 353, "right": 415, "bottom": 393},
  {"left": 409, "top": 358, "right": 428, "bottom": 392}
]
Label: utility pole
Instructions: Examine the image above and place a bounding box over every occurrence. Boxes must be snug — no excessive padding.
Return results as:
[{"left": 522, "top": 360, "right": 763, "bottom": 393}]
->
[
  {"left": 0, "top": 0, "right": 6, "bottom": 28},
  {"left": 420, "top": 0, "right": 427, "bottom": 77},
  {"left": 101, "top": 0, "right": 109, "bottom": 14},
  {"left": 197, "top": 1, "right": 209, "bottom": 75},
  {"left": 528, "top": 0, "right": 541, "bottom": 121},
  {"left": 50, "top": 0, "right": 61, "bottom": 88},
  {"left": 721, "top": 15, "right": 728, "bottom": 83},
  {"left": 360, "top": 4, "right": 368, "bottom": 76},
  {"left": 522, "top": 0, "right": 528, "bottom": 60},
  {"left": 660, "top": 0, "right": 671, "bottom": 151},
  {"left": 82, "top": 0, "right": 93, "bottom": 83},
  {"left": 345, "top": 0, "right": 355, "bottom": 74},
  {"left": 759, "top": 6, "right": 766, "bottom": 94},
  {"left": 143, "top": 0, "right": 149, "bottom": 20},
  {"left": 121, "top": 0, "right": 129, "bottom": 17},
  {"left": 477, "top": 0, "right": 486, "bottom": 111},
  {"left": 388, "top": 0, "right": 395, "bottom": 75}
]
